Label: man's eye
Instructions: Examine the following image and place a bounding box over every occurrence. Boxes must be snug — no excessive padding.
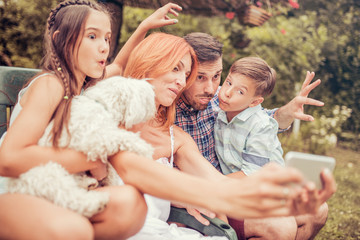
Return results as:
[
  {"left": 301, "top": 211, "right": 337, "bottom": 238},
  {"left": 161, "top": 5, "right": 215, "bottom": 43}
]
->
[{"left": 197, "top": 75, "right": 204, "bottom": 80}]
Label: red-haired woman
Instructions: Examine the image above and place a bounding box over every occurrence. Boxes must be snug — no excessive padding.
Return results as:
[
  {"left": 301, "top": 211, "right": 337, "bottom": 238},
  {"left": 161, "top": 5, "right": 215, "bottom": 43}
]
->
[{"left": 109, "top": 32, "right": 336, "bottom": 239}]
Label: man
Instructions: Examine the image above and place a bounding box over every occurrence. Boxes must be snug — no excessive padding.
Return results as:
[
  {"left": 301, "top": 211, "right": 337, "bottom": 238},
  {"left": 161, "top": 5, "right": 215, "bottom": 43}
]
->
[{"left": 175, "top": 32, "right": 328, "bottom": 240}]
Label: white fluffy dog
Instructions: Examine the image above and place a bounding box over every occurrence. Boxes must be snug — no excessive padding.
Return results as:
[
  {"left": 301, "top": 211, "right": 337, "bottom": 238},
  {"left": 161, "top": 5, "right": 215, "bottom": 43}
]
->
[{"left": 6, "top": 76, "right": 156, "bottom": 218}]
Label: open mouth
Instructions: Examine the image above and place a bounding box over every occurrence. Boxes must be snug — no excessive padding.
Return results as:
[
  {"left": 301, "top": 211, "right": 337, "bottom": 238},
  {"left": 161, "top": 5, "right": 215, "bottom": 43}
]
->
[{"left": 98, "top": 60, "right": 106, "bottom": 67}]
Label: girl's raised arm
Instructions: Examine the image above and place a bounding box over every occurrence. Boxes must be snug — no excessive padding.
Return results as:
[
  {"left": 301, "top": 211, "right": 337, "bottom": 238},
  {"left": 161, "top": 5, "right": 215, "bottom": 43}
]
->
[{"left": 106, "top": 3, "right": 182, "bottom": 77}]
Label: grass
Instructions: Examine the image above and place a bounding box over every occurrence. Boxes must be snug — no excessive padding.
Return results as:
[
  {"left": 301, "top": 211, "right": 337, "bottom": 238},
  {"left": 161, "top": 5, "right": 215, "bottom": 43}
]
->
[{"left": 316, "top": 146, "right": 360, "bottom": 240}]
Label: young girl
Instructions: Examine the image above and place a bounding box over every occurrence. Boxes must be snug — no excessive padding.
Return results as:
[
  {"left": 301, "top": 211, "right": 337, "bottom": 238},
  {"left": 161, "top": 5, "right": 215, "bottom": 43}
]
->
[
  {"left": 0, "top": 1, "right": 182, "bottom": 239},
  {"left": 108, "top": 32, "right": 336, "bottom": 239}
]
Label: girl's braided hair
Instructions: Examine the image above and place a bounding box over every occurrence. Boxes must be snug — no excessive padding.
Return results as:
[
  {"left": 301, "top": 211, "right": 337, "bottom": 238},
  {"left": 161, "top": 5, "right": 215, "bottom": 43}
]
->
[{"left": 41, "top": 0, "right": 110, "bottom": 147}]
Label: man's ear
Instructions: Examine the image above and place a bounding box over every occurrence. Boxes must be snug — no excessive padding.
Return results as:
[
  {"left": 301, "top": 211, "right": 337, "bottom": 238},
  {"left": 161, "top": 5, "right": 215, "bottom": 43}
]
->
[
  {"left": 52, "top": 30, "right": 60, "bottom": 41},
  {"left": 249, "top": 96, "right": 264, "bottom": 107}
]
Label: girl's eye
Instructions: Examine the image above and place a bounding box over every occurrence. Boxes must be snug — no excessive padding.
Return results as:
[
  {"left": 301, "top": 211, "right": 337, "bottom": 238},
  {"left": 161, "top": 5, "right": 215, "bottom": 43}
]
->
[
  {"left": 105, "top": 36, "right": 110, "bottom": 42},
  {"left": 238, "top": 90, "right": 244, "bottom": 95},
  {"left": 173, "top": 66, "right": 179, "bottom": 72},
  {"left": 88, "top": 34, "right": 96, "bottom": 39},
  {"left": 226, "top": 80, "right": 231, "bottom": 85}
]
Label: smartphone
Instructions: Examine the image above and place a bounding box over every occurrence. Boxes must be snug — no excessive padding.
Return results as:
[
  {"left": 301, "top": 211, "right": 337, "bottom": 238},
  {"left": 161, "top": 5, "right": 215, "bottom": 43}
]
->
[{"left": 285, "top": 151, "right": 336, "bottom": 189}]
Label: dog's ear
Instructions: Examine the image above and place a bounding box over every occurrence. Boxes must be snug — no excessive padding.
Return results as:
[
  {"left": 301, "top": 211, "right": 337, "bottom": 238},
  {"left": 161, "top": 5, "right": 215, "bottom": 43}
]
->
[{"left": 121, "top": 78, "right": 156, "bottom": 129}]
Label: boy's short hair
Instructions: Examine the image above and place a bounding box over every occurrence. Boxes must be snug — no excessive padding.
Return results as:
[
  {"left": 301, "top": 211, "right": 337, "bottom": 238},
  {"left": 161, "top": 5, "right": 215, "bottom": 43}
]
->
[
  {"left": 184, "top": 32, "right": 223, "bottom": 64},
  {"left": 230, "top": 57, "right": 276, "bottom": 97}
]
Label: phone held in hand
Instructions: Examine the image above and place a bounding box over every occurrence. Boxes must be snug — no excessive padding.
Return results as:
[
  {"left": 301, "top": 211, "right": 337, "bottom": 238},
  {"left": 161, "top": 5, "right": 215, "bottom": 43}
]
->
[{"left": 285, "top": 151, "right": 336, "bottom": 189}]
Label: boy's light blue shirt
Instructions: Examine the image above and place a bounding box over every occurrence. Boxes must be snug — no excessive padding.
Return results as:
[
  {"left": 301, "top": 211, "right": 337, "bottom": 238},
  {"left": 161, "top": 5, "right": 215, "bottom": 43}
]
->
[{"left": 214, "top": 104, "right": 284, "bottom": 176}]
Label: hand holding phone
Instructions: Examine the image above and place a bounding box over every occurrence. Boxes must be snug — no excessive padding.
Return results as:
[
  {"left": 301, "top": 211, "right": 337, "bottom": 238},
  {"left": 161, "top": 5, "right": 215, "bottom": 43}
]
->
[{"left": 285, "top": 151, "right": 336, "bottom": 189}]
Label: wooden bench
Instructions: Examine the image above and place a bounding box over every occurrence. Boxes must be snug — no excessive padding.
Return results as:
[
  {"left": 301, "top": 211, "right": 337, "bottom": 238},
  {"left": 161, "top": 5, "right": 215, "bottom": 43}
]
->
[{"left": 0, "top": 66, "right": 237, "bottom": 240}]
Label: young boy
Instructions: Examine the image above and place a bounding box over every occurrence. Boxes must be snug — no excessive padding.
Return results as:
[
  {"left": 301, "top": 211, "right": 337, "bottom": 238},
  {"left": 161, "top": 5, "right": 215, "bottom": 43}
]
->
[{"left": 215, "top": 56, "right": 284, "bottom": 177}]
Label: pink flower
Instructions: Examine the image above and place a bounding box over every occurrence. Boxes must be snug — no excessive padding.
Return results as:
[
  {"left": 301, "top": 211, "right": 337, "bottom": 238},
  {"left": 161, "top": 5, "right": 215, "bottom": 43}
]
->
[
  {"left": 281, "top": 29, "right": 286, "bottom": 35},
  {"left": 256, "top": 1, "right": 263, "bottom": 7},
  {"left": 288, "top": 0, "right": 300, "bottom": 9},
  {"left": 225, "top": 12, "right": 235, "bottom": 20},
  {"left": 231, "top": 53, "right": 236, "bottom": 59}
]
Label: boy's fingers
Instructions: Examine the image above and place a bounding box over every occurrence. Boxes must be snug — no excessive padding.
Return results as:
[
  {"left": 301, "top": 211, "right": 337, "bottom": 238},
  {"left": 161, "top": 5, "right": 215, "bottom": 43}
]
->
[
  {"left": 301, "top": 71, "right": 315, "bottom": 90},
  {"left": 300, "top": 79, "right": 321, "bottom": 96}
]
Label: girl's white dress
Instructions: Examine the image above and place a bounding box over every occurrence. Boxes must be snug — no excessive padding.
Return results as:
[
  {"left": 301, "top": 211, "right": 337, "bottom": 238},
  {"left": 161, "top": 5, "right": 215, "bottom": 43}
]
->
[{"left": 122, "top": 126, "right": 227, "bottom": 240}]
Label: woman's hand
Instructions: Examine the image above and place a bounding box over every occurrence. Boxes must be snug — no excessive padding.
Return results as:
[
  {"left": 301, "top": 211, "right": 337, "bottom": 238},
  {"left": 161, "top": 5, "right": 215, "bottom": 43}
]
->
[
  {"left": 220, "top": 163, "right": 336, "bottom": 219},
  {"left": 89, "top": 161, "right": 108, "bottom": 181},
  {"left": 289, "top": 168, "right": 337, "bottom": 215},
  {"left": 139, "top": 3, "right": 182, "bottom": 30}
]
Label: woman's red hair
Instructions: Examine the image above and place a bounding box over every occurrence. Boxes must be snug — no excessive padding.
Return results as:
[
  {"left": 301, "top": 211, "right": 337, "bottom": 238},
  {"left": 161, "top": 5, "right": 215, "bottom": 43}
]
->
[{"left": 124, "top": 32, "right": 198, "bottom": 128}]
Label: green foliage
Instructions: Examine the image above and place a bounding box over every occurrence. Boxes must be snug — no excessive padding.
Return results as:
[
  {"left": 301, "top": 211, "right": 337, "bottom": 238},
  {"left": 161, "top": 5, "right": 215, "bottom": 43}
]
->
[
  {"left": 296, "top": 0, "right": 360, "bottom": 138},
  {"left": 235, "top": 13, "right": 327, "bottom": 109},
  {"left": 280, "top": 105, "right": 352, "bottom": 155},
  {"left": 0, "top": 0, "right": 58, "bottom": 67}
]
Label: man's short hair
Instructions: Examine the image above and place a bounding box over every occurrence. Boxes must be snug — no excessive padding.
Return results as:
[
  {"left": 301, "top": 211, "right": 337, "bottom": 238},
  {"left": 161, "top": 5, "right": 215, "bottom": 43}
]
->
[{"left": 184, "top": 32, "right": 223, "bottom": 64}]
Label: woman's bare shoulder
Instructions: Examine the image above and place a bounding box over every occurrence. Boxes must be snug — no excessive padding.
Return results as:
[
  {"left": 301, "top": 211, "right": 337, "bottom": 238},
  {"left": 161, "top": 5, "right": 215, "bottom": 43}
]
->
[{"left": 172, "top": 125, "right": 195, "bottom": 144}]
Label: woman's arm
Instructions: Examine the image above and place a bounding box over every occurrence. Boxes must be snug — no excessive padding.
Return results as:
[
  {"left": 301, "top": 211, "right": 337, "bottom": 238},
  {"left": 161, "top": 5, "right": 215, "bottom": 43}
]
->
[
  {"left": 173, "top": 126, "right": 226, "bottom": 180},
  {"left": 106, "top": 3, "right": 182, "bottom": 77},
  {"left": 110, "top": 150, "right": 335, "bottom": 219},
  {"left": 0, "top": 75, "right": 102, "bottom": 177}
]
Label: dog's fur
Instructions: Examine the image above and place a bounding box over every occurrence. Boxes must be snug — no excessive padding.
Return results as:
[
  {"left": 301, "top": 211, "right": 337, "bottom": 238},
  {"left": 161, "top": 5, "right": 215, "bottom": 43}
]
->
[{"left": 7, "top": 76, "right": 156, "bottom": 218}]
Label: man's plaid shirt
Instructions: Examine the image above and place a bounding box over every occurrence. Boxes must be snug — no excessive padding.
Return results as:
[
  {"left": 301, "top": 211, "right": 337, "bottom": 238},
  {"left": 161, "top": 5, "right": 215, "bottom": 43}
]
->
[{"left": 175, "top": 93, "right": 222, "bottom": 171}]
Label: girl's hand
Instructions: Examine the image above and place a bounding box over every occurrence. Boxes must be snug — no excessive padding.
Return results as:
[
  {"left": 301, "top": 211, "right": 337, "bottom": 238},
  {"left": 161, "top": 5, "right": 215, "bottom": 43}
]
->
[
  {"left": 89, "top": 161, "right": 108, "bottom": 181},
  {"left": 139, "top": 3, "right": 182, "bottom": 30}
]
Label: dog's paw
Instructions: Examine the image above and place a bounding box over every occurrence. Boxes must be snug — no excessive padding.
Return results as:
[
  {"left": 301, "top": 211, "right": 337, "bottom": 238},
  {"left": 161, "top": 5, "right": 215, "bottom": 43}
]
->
[{"left": 78, "top": 191, "right": 110, "bottom": 218}]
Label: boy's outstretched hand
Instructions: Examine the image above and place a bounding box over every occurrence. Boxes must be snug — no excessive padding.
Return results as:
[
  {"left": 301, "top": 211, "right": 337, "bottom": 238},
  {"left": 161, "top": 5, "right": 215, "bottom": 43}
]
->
[{"left": 275, "top": 71, "right": 324, "bottom": 129}]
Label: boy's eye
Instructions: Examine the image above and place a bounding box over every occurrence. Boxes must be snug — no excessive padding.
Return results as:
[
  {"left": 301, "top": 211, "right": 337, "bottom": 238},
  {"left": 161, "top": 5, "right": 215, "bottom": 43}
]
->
[
  {"left": 238, "top": 90, "right": 244, "bottom": 95},
  {"left": 173, "top": 66, "right": 179, "bottom": 72},
  {"left": 226, "top": 80, "right": 231, "bottom": 85},
  {"left": 197, "top": 75, "right": 204, "bottom": 81},
  {"left": 213, "top": 74, "right": 220, "bottom": 80}
]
